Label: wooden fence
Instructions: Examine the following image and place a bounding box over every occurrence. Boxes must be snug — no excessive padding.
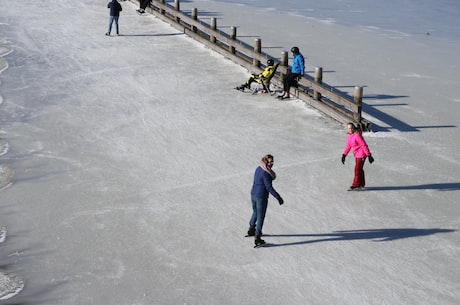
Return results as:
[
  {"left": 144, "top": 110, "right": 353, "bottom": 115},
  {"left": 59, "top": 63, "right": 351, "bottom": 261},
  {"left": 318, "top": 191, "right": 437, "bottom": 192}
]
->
[{"left": 128, "top": 0, "right": 371, "bottom": 131}]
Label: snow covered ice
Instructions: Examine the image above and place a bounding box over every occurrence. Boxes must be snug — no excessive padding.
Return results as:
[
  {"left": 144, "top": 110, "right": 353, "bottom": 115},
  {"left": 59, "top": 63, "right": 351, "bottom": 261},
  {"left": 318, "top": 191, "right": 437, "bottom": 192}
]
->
[{"left": 0, "top": 0, "right": 459, "bottom": 304}]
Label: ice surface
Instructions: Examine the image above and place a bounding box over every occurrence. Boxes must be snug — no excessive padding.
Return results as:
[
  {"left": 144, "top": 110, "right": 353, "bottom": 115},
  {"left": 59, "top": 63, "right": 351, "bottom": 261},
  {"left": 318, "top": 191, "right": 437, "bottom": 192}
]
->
[{"left": 0, "top": 0, "right": 459, "bottom": 304}]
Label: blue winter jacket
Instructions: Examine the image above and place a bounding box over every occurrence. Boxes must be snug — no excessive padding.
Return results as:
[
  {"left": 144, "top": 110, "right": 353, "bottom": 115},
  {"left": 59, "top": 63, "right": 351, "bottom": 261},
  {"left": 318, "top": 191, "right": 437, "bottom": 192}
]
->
[
  {"left": 291, "top": 53, "right": 305, "bottom": 75},
  {"left": 250, "top": 166, "right": 280, "bottom": 200}
]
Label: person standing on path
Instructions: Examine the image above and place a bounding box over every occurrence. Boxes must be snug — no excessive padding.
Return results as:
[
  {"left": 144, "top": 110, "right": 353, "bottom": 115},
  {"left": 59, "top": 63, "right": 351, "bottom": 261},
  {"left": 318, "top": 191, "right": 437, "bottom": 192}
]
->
[
  {"left": 106, "top": 0, "right": 123, "bottom": 36},
  {"left": 277, "top": 46, "right": 305, "bottom": 100},
  {"left": 341, "top": 123, "right": 374, "bottom": 191},
  {"left": 247, "top": 154, "right": 284, "bottom": 247}
]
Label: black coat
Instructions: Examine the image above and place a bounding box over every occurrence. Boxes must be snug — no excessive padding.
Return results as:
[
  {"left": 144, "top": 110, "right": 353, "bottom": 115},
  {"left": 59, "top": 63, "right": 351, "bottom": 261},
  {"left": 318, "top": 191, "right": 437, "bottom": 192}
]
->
[{"left": 108, "top": 0, "right": 122, "bottom": 17}]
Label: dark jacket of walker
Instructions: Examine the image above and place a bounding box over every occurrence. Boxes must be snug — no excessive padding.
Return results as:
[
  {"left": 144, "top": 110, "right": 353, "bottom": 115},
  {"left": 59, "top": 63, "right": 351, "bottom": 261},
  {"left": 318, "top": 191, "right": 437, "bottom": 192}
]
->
[{"left": 108, "top": 0, "right": 122, "bottom": 17}]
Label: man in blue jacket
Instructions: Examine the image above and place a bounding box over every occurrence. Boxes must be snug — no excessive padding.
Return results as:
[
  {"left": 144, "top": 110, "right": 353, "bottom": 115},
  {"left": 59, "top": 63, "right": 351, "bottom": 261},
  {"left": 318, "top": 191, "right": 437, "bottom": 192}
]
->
[
  {"left": 247, "top": 154, "right": 284, "bottom": 247},
  {"left": 278, "top": 46, "right": 305, "bottom": 100}
]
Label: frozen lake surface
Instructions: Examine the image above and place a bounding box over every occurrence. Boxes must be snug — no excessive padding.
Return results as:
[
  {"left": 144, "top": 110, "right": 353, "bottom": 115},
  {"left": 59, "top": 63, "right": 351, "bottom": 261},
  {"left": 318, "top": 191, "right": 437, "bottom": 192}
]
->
[{"left": 0, "top": 0, "right": 459, "bottom": 304}]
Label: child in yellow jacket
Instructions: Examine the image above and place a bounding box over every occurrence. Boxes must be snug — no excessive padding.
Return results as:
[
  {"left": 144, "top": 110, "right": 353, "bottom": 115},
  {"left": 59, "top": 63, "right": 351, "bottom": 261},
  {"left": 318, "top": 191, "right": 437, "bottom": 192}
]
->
[{"left": 236, "top": 59, "right": 276, "bottom": 91}]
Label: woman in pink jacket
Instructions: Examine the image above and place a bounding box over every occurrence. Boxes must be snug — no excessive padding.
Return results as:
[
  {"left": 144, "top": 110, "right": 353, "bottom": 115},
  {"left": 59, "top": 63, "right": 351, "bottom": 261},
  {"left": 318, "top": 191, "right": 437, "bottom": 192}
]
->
[{"left": 342, "top": 123, "right": 374, "bottom": 190}]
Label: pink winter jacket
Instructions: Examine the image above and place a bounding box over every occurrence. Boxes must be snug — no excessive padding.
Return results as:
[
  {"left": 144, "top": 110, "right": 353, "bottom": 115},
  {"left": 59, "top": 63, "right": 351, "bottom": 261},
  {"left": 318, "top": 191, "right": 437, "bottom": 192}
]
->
[{"left": 343, "top": 133, "right": 371, "bottom": 158}]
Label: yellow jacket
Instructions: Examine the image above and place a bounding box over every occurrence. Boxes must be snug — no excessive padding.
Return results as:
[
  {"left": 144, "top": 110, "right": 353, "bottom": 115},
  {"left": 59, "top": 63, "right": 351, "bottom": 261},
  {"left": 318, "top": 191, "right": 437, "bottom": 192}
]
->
[{"left": 260, "top": 65, "right": 275, "bottom": 79}]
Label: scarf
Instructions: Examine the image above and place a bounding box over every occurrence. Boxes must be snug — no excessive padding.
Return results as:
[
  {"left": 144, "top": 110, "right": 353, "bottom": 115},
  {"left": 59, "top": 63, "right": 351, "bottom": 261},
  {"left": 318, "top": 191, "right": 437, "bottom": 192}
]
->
[{"left": 260, "top": 161, "right": 276, "bottom": 180}]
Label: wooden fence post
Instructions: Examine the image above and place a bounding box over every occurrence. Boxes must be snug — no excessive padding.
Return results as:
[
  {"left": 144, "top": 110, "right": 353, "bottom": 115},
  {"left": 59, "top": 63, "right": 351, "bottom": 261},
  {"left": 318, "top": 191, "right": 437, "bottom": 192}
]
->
[
  {"left": 160, "top": 0, "right": 165, "bottom": 15},
  {"left": 314, "top": 67, "right": 323, "bottom": 100},
  {"left": 253, "top": 39, "right": 261, "bottom": 67},
  {"left": 230, "top": 27, "right": 236, "bottom": 54},
  {"left": 210, "top": 17, "right": 216, "bottom": 43},
  {"left": 191, "top": 8, "right": 198, "bottom": 32},
  {"left": 280, "top": 51, "right": 288, "bottom": 80},
  {"left": 354, "top": 86, "right": 363, "bottom": 122},
  {"left": 174, "top": 0, "right": 180, "bottom": 22}
]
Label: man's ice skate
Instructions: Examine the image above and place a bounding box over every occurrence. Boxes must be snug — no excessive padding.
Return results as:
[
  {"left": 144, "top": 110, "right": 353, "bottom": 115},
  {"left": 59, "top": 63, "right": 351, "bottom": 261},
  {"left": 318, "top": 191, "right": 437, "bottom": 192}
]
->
[
  {"left": 254, "top": 236, "right": 266, "bottom": 248},
  {"left": 245, "top": 225, "right": 256, "bottom": 237}
]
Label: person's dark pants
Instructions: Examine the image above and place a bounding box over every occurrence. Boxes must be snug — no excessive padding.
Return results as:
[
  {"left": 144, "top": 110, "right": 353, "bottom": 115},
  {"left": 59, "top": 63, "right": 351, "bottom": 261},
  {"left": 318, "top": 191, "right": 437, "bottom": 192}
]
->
[
  {"left": 140, "top": 0, "right": 151, "bottom": 10},
  {"left": 244, "top": 74, "right": 259, "bottom": 87},
  {"left": 283, "top": 71, "right": 300, "bottom": 92}
]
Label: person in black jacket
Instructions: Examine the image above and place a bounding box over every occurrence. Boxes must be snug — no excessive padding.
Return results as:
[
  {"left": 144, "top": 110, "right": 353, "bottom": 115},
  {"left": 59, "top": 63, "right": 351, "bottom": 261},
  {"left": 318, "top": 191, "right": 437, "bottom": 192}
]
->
[
  {"left": 136, "top": 0, "right": 151, "bottom": 15},
  {"left": 106, "top": 0, "right": 122, "bottom": 36}
]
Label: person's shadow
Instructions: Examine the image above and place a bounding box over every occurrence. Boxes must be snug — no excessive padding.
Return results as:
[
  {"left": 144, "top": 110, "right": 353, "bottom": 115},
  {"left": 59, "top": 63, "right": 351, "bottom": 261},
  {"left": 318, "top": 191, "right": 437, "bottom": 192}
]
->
[
  {"left": 263, "top": 228, "right": 455, "bottom": 247},
  {"left": 365, "top": 183, "right": 460, "bottom": 191}
]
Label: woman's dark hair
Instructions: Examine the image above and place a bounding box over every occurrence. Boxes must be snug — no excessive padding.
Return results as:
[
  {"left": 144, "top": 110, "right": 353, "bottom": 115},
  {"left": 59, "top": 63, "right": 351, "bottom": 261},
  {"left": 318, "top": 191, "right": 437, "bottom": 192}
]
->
[
  {"left": 261, "top": 154, "right": 274, "bottom": 164},
  {"left": 347, "top": 122, "right": 356, "bottom": 132}
]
